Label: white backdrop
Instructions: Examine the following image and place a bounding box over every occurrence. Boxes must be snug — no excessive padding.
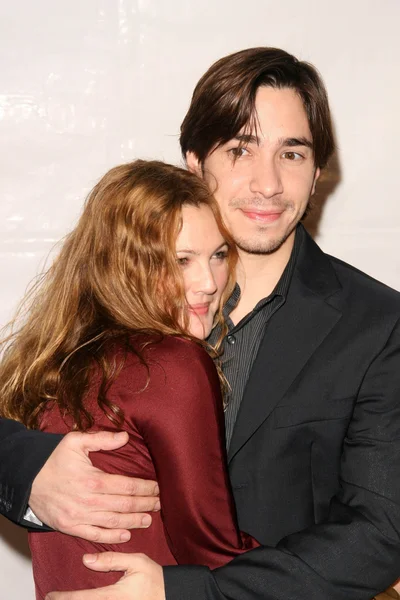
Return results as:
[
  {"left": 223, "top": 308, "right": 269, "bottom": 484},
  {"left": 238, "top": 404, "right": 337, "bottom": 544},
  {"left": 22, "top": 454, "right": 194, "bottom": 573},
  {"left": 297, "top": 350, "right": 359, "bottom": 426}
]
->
[{"left": 1, "top": 0, "right": 399, "bottom": 597}]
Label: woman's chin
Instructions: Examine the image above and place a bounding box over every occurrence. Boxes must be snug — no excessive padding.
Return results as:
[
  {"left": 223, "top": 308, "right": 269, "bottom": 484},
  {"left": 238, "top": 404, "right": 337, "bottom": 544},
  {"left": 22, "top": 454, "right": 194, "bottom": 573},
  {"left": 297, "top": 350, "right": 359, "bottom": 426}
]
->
[{"left": 188, "top": 318, "right": 212, "bottom": 340}]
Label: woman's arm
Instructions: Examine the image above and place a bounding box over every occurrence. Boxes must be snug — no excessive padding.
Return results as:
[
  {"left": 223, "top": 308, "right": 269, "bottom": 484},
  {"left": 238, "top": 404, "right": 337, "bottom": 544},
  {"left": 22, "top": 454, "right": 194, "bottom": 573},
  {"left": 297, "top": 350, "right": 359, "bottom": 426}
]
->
[{"left": 127, "top": 337, "right": 259, "bottom": 568}]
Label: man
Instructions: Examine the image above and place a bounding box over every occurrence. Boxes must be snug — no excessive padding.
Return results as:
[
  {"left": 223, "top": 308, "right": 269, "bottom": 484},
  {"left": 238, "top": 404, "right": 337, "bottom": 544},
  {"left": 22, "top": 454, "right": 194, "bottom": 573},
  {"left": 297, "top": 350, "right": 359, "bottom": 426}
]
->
[{"left": 1, "top": 47, "right": 400, "bottom": 600}]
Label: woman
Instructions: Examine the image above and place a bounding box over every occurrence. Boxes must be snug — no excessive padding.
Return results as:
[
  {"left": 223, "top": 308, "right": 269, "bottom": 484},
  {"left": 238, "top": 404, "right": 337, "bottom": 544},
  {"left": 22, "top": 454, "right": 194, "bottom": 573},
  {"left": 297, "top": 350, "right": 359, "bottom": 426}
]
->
[{"left": 0, "top": 160, "right": 259, "bottom": 598}]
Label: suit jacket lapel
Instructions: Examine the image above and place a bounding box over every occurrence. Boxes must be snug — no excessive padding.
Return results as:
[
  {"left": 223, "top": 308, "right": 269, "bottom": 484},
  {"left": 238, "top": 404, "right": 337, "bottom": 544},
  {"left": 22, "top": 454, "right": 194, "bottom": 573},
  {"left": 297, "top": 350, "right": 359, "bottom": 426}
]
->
[{"left": 228, "top": 228, "right": 343, "bottom": 463}]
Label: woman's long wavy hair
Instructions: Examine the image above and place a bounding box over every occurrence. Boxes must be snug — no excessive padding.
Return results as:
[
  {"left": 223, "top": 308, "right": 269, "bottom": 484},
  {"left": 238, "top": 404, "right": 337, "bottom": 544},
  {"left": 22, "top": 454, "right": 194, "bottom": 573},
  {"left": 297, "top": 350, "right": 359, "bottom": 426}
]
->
[{"left": 0, "top": 160, "right": 237, "bottom": 431}]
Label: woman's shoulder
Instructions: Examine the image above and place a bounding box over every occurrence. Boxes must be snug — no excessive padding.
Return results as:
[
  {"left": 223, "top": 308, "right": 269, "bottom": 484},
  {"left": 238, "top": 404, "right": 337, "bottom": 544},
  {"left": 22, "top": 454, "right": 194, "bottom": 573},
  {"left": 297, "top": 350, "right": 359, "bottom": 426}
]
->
[
  {"left": 106, "top": 333, "right": 215, "bottom": 383},
  {"left": 103, "top": 334, "right": 222, "bottom": 428},
  {"left": 127, "top": 334, "right": 214, "bottom": 375}
]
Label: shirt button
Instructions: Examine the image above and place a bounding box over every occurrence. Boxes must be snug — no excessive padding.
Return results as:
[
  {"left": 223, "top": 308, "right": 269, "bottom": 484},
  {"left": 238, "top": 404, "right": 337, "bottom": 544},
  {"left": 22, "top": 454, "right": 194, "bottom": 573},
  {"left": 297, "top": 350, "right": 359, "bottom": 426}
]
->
[{"left": 227, "top": 335, "right": 236, "bottom": 345}]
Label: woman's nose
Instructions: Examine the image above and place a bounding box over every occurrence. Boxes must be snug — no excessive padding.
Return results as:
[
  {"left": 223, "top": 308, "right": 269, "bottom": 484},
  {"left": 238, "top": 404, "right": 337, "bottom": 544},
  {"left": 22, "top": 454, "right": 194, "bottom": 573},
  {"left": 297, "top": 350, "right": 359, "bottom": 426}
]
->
[{"left": 195, "top": 266, "right": 218, "bottom": 295}]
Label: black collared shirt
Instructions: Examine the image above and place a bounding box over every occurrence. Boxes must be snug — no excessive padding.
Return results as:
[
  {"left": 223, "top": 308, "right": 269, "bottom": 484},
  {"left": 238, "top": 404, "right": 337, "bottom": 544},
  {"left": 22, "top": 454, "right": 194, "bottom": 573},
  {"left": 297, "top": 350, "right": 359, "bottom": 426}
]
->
[{"left": 209, "top": 226, "right": 302, "bottom": 448}]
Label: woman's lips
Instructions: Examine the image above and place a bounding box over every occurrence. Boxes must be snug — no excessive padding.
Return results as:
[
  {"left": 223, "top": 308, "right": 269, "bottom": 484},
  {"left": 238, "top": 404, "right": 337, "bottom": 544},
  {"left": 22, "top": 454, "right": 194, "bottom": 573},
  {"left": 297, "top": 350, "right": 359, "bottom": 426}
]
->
[
  {"left": 241, "top": 209, "right": 283, "bottom": 223},
  {"left": 188, "top": 303, "right": 210, "bottom": 316}
]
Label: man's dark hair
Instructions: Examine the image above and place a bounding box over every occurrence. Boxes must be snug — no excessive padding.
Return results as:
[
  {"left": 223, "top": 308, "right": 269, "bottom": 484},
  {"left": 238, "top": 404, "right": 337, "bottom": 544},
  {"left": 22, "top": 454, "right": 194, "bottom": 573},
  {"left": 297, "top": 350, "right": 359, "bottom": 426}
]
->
[{"left": 180, "top": 47, "right": 335, "bottom": 169}]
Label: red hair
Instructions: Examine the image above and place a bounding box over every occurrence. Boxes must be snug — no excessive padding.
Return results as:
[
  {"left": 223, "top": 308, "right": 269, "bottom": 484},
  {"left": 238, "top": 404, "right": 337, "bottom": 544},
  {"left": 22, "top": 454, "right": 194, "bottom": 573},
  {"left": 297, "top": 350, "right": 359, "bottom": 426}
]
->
[{"left": 0, "top": 160, "right": 236, "bottom": 430}]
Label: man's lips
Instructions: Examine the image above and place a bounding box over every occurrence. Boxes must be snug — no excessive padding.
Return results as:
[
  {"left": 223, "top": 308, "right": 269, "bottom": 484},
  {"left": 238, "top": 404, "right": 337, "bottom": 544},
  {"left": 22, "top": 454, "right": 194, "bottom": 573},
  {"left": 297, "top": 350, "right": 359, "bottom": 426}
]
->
[
  {"left": 188, "top": 303, "right": 210, "bottom": 316},
  {"left": 240, "top": 208, "right": 283, "bottom": 223}
]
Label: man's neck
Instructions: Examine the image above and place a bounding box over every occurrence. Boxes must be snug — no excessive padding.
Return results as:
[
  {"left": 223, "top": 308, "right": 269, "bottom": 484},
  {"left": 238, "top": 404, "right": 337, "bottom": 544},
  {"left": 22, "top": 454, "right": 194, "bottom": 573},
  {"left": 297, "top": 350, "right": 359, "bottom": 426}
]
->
[{"left": 230, "top": 231, "right": 295, "bottom": 325}]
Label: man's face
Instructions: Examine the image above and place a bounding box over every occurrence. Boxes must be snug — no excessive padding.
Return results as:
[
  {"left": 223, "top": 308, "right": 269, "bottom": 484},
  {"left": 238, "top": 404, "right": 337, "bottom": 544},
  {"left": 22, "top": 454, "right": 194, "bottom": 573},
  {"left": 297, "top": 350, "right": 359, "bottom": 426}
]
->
[{"left": 187, "top": 86, "right": 320, "bottom": 255}]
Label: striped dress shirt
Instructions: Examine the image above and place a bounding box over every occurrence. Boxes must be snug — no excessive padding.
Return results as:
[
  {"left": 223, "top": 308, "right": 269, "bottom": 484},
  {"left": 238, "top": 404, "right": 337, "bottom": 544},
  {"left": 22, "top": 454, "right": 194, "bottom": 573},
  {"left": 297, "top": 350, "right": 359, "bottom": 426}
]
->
[{"left": 209, "top": 226, "right": 302, "bottom": 449}]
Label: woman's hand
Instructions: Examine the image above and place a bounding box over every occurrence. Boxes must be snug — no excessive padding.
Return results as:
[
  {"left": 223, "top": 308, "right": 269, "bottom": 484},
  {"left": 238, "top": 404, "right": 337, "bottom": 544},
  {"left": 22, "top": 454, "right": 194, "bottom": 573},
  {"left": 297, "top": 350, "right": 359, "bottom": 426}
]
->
[{"left": 45, "top": 552, "right": 165, "bottom": 600}]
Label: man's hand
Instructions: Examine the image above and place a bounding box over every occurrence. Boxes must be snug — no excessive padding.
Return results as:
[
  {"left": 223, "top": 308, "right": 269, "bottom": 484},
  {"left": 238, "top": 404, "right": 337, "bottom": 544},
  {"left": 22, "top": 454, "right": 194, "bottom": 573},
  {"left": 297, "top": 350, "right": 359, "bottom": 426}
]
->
[
  {"left": 45, "top": 552, "right": 165, "bottom": 600},
  {"left": 374, "top": 582, "right": 400, "bottom": 599},
  {"left": 374, "top": 590, "right": 400, "bottom": 599},
  {"left": 30, "top": 431, "right": 160, "bottom": 543}
]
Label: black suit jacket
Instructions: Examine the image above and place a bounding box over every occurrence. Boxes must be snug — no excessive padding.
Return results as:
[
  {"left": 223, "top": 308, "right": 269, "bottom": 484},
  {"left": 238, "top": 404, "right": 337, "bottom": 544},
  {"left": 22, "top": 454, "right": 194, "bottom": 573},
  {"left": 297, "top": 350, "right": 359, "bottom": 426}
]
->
[
  {"left": 0, "top": 420, "right": 61, "bottom": 527},
  {"left": 164, "top": 228, "right": 400, "bottom": 599}
]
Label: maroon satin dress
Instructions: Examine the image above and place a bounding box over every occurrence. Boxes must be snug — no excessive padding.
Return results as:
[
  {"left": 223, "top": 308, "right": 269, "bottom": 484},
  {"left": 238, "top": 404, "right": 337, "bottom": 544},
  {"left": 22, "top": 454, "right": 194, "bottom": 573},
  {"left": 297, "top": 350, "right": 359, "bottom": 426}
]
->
[{"left": 29, "top": 336, "right": 259, "bottom": 599}]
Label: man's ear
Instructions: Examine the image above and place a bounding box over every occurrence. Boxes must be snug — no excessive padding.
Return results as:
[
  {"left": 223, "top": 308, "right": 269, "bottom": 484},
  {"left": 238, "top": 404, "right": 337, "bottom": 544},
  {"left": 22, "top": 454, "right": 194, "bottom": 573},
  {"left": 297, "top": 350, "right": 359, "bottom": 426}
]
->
[
  {"left": 311, "top": 167, "right": 320, "bottom": 195},
  {"left": 186, "top": 151, "right": 203, "bottom": 177}
]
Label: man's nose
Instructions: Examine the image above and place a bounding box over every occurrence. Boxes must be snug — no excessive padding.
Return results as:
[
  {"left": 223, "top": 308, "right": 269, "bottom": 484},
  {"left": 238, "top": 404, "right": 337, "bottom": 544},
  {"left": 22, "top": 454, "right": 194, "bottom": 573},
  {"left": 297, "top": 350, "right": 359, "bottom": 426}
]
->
[{"left": 249, "top": 158, "right": 283, "bottom": 198}]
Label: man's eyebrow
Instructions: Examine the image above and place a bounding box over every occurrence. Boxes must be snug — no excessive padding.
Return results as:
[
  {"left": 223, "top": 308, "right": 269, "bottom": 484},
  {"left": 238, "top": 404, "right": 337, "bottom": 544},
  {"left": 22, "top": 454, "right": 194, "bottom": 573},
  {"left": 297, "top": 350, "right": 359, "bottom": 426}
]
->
[
  {"left": 232, "top": 134, "right": 313, "bottom": 149},
  {"left": 233, "top": 133, "right": 260, "bottom": 145},
  {"left": 280, "top": 137, "right": 314, "bottom": 149}
]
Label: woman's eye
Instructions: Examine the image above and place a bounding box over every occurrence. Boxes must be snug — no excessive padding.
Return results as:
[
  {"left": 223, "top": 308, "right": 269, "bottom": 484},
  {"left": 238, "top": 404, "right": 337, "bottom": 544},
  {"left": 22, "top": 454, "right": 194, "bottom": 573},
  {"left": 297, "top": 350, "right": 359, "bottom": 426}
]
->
[
  {"left": 176, "top": 257, "right": 189, "bottom": 266},
  {"left": 213, "top": 250, "right": 228, "bottom": 261}
]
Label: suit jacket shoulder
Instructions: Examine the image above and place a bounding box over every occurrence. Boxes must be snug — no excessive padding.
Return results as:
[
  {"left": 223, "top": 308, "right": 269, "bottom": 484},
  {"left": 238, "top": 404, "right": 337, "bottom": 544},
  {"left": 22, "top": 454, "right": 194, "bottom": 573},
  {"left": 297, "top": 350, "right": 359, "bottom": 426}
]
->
[{"left": 327, "top": 252, "right": 400, "bottom": 310}]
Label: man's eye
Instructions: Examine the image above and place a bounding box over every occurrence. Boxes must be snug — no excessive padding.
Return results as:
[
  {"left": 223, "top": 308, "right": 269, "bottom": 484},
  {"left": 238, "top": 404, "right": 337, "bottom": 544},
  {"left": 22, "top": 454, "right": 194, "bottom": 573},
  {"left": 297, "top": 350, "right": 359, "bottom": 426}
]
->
[
  {"left": 228, "top": 146, "right": 248, "bottom": 159},
  {"left": 282, "top": 151, "right": 303, "bottom": 160}
]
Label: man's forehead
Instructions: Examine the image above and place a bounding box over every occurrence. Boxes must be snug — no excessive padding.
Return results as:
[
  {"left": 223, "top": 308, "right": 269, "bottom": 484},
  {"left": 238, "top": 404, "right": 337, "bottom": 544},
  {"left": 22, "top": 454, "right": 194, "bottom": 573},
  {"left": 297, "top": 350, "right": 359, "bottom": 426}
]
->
[
  {"left": 210, "top": 89, "right": 314, "bottom": 156},
  {"left": 253, "top": 86, "right": 311, "bottom": 126}
]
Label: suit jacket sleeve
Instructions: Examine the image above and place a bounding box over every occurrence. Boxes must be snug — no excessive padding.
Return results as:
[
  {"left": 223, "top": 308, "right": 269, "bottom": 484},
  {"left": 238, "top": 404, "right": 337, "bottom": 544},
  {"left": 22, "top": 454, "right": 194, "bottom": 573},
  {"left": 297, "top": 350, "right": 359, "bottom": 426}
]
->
[
  {"left": 131, "top": 338, "right": 259, "bottom": 568},
  {"left": 163, "top": 320, "right": 400, "bottom": 599},
  {"left": 0, "top": 417, "right": 62, "bottom": 527}
]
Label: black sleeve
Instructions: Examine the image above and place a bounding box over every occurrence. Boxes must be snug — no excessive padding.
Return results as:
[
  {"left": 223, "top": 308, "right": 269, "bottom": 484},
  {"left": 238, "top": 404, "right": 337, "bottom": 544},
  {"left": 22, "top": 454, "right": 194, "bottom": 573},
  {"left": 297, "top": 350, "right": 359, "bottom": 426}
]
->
[
  {"left": 0, "top": 418, "right": 62, "bottom": 527},
  {"left": 163, "top": 320, "right": 400, "bottom": 600}
]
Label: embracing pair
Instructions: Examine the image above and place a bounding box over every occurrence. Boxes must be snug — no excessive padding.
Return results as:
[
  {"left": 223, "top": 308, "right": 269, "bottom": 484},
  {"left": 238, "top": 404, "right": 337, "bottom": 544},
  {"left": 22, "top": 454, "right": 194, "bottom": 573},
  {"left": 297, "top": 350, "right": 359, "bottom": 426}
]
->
[{"left": 1, "top": 47, "right": 400, "bottom": 600}]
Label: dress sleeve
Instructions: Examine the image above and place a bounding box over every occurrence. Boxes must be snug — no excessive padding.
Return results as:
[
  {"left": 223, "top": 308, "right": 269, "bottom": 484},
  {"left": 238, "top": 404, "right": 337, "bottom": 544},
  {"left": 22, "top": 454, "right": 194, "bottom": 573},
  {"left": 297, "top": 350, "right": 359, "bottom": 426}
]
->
[{"left": 125, "top": 337, "right": 259, "bottom": 569}]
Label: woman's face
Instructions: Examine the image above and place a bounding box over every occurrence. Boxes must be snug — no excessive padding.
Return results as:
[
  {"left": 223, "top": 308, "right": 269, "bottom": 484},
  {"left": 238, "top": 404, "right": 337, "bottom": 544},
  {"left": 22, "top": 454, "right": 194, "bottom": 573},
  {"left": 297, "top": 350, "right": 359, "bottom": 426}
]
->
[{"left": 176, "top": 204, "right": 230, "bottom": 339}]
